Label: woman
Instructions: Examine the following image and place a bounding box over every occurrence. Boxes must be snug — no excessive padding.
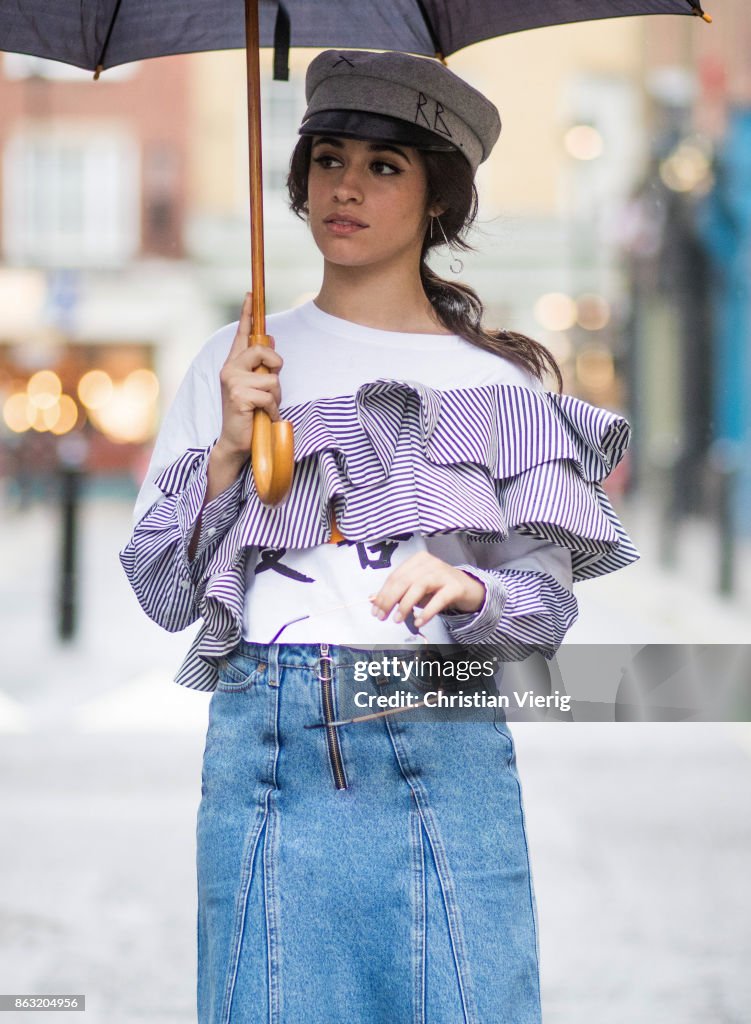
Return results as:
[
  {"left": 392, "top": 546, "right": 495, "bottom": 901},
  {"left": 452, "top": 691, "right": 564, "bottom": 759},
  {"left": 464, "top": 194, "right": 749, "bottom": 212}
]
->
[{"left": 121, "top": 49, "right": 638, "bottom": 1024}]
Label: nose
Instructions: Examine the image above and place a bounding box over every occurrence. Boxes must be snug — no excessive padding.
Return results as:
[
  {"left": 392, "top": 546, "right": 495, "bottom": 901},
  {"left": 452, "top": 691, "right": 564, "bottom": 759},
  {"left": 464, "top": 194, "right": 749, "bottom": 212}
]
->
[{"left": 332, "top": 163, "right": 364, "bottom": 204}]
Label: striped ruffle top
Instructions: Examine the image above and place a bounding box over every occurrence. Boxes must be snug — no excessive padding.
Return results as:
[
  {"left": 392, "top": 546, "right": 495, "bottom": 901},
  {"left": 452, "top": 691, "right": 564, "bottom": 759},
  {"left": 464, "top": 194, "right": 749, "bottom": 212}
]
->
[{"left": 120, "top": 374, "right": 639, "bottom": 692}]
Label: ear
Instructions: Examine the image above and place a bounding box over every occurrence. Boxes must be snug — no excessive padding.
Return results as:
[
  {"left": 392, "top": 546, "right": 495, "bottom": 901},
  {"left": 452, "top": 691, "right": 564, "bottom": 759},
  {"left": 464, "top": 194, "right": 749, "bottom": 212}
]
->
[{"left": 427, "top": 202, "right": 448, "bottom": 218}]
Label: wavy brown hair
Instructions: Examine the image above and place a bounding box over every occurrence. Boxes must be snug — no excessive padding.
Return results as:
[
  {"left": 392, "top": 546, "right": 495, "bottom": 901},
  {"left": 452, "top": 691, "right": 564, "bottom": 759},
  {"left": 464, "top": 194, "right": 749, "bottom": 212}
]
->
[{"left": 286, "top": 136, "right": 563, "bottom": 393}]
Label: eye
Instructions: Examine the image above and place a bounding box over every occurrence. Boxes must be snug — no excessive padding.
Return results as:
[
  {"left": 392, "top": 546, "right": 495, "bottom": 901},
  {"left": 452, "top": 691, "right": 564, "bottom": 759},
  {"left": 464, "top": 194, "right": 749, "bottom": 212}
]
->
[
  {"left": 312, "top": 154, "right": 402, "bottom": 175},
  {"left": 312, "top": 154, "right": 343, "bottom": 169},
  {"left": 372, "top": 160, "right": 401, "bottom": 176}
]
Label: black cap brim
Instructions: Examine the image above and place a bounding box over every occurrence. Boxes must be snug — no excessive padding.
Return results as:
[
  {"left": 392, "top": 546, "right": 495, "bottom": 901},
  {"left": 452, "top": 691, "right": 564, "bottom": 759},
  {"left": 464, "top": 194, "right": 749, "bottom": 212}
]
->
[{"left": 298, "top": 110, "right": 457, "bottom": 152}]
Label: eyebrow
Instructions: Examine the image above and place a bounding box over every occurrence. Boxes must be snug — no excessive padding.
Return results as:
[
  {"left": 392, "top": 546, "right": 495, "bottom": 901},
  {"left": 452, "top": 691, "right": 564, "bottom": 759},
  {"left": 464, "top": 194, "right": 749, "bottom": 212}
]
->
[{"left": 311, "top": 136, "right": 412, "bottom": 164}]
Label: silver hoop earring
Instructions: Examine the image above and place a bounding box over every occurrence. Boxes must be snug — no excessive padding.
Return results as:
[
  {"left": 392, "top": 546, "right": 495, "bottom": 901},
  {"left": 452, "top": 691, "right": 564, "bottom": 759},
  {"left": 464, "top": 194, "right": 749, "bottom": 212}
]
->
[{"left": 435, "top": 215, "right": 464, "bottom": 275}]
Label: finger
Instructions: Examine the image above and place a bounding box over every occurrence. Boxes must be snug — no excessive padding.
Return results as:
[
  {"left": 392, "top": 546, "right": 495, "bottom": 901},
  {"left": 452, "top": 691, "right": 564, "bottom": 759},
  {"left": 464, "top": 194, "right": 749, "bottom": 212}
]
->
[
  {"left": 244, "top": 372, "right": 282, "bottom": 407},
  {"left": 234, "top": 345, "right": 284, "bottom": 371},
  {"left": 392, "top": 581, "right": 432, "bottom": 624},
  {"left": 226, "top": 292, "right": 254, "bottom": 361},
  {"left": 249, "top": 399, "right": 281, "bottom": 421},
  {"left": 368, "top": 553, "right": 430, "bottom": 610},
  {"left": 237, "top": 386, "right": 280, "bottom": 418},
  {"left": 240, "top": 369, "right": 281, "bottom": 391},
  {"left": 413, "top": 585, "right": 462, "bottom": 628},
  {"left": 371, "top": 568, "right": 430, "bottom": 621},
  {"left": 250, "top": 388, "right": 279, "bottom": 414},
  {"left": 369, "top": 573, "right": 407, "bottom": 619},
  {"left": 220, "top": 368, "right": 281, "bottom": 406},
  {"left": 250, "top": 374, "right": 282, "bottom": 406}
]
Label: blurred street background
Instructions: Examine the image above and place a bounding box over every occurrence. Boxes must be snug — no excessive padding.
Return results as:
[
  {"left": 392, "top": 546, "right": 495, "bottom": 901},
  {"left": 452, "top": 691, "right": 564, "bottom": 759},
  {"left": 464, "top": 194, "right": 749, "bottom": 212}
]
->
[{"left": 1, "top": 6, "right": 751, "bottom": 1022}]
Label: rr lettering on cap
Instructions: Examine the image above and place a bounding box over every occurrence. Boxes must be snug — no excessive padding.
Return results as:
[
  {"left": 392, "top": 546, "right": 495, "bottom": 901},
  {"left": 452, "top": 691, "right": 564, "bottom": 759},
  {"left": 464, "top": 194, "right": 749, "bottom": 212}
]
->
[{"left": 414, "top": 93, "right": 453, "bottom": 137}]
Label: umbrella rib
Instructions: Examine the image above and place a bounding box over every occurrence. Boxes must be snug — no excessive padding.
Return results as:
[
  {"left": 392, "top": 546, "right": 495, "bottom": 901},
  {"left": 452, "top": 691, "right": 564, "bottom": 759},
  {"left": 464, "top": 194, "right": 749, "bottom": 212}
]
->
[
  {"left": 273, "top": 2, "right": 291, "bottom": 81},
  {"left": 93, "top": 0, "right": 124, "bottom": 79},
  {"left": 686, "top": 0, "right": 713, "bottom": 22},
  {"left": 413, "top": 0, "right": 445, "bottom": 61}
]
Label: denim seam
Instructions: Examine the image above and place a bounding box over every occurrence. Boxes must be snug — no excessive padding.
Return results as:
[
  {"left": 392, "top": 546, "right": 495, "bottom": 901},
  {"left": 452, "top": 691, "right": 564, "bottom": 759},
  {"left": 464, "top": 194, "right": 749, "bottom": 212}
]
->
[
  {"left": 410, "top": 800, "right": 426, "bottom": 1024},
  {"left": 220, "top": 809, "right": 269, "bottom": 1024},
  {"left": 216, "top": 667, "right": 262, "bottom": 692},
  {"left": 512, "top": 772, "right": 543, "bottom": 1014},
  {"left": 265, "top": 796, "right": 282, "bottom": 1024},
  {"left": 219, "top": 685, "right": 280, "bottom": 1024},
  {"left": 265, "top": 683, "right": 282, "bottom": 1023},
  {"left": 384, "top": 720, "right": 479, "bottom": 1024},
  {"left": 492, "top": 709, "right": 515, "bottom": 767}
]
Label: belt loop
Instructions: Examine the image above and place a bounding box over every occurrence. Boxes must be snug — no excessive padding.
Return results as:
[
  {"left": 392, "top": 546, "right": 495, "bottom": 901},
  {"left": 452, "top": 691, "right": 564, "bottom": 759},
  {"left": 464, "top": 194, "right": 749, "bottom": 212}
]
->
[{"left": 267, "top": 644, "right": 280, "bottom": 688}]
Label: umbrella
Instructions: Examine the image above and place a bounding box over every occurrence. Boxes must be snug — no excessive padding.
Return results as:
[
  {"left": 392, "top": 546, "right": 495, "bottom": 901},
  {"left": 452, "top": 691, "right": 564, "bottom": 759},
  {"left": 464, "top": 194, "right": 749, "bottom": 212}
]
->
[{"left": 0, "top": 0, "right": 713, "bottom": 506}]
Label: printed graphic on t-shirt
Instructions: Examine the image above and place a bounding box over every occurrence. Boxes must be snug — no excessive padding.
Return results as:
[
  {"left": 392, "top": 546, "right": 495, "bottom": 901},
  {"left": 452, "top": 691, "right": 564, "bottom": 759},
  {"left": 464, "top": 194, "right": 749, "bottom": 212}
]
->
[
  {"left": 254, "top": 547, "right": 316, "bottom": 583},
  {"left": 337, "top": 533, "right": 414, "bottom": 570},
  {"left": 243, "top": 531, "right": 453, "bottom": 646}
]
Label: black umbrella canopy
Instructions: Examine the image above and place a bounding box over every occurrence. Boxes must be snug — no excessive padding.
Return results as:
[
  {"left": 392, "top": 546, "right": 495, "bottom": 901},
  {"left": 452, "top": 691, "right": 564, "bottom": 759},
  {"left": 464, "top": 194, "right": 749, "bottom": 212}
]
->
[{"left": 0, "top": 0, "right": 711, "bottom": 73}]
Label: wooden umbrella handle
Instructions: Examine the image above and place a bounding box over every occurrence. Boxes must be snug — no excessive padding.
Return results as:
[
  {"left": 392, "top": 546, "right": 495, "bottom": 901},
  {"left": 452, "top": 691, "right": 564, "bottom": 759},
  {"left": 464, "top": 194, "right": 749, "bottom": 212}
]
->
[
  {"left": 245, "top": 0, "right": 294, "bottom": 505},
  {"left": 249, "top": 334, "right": 294, "bottom": 505}
]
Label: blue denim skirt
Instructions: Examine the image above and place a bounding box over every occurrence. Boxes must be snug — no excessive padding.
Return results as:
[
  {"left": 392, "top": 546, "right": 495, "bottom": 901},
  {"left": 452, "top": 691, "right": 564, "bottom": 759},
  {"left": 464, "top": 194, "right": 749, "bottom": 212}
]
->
[{"left": 196, "top": 641, "right": 542, "bottom": 1024}]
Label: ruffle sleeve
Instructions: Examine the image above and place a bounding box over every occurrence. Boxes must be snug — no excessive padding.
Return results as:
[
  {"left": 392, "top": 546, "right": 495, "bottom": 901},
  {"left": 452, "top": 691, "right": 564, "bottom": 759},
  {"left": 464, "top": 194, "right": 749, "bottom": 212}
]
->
[{"left": 196, "top": 377, "right": 639, "bottom": 583}]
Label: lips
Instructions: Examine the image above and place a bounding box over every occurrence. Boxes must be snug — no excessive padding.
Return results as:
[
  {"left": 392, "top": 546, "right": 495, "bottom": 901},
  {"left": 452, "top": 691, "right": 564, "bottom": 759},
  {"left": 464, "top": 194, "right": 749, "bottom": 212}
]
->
[{"left": 324, "top": 215, "right": 368, "bottom": 227}]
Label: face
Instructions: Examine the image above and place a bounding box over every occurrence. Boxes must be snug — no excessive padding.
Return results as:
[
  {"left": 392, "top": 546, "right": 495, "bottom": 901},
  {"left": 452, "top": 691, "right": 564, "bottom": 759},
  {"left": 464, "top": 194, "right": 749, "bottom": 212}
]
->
[{"left": 305, "top": 135, "right": 438, "bottom": 270}]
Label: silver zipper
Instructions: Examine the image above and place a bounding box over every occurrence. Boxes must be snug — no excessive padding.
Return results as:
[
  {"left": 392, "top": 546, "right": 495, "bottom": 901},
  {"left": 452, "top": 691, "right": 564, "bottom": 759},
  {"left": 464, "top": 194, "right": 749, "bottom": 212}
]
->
[{"left": 319, "top": 642, "right": 348, "bottom": 790}]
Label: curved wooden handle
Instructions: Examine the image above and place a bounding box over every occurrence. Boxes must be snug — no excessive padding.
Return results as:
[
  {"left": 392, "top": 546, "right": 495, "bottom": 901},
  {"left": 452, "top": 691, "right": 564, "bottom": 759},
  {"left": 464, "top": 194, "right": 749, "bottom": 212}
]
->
[
  {"left": 251, "top": 408, "right": 295, "bottom": 505},
  {"left": 248, "top": 334, "right": 294, "bottom": 505}
]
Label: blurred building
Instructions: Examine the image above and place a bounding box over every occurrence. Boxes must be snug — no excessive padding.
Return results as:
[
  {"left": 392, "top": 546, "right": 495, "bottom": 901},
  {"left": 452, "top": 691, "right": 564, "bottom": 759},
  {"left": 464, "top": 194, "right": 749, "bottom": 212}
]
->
[
  {"left": 622, "top": 0, "right": 751, "bottom": 542},
  {"left": 0, "top": 51, "right": 216, "bottom": 498}
]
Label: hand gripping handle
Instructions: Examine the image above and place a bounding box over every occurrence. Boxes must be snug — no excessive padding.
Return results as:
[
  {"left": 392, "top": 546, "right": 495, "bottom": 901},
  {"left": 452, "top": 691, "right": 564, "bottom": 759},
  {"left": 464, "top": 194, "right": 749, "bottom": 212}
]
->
[{"left": 249, "top": 333, "right": 294, "bottom": 506}]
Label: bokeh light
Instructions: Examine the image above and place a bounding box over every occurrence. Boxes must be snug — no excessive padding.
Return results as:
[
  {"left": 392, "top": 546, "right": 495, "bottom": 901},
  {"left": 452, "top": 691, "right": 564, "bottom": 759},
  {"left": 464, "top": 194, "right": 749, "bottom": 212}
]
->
[
  {"left": 78, "top": 369, "right": 114, "bottom": 410},
  {"left": 40, "top": 402, "right": 61, "bottom": 430},
  {"left": 87, "top": 371, "right": 159, "bottom": 444},
  {"left": 577, "top": 294, "right": 612, "bottom": 331},
  {"left": 49, "top": 395, "right": 79, "bottom": 435},
  {"left": 123, "top": 368, "right": 159, "bottom": 404},
  {"left": 659, "top": 140, "right": 713, "bottom": 194},
  {"left": 564, "top": 125, "right": 604, "bottom": 161},
  {"left": 27, "top": 369, "right": 62, "bottom": 410},
  {"left": 534, "top": 292, "right": 578, "bottom": 332},
  {"left": 3, "top": 392, "right": 35, "bottom": 432}
]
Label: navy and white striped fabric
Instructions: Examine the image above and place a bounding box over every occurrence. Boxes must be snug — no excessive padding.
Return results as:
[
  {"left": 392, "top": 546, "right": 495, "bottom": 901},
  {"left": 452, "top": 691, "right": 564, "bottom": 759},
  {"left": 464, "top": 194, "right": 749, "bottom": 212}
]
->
[
  {"left": 441, "top": 564, "right": 579, "bottom": 660},
  {"left": 120, "top": 378, "right": 638, "bottom": 692}
]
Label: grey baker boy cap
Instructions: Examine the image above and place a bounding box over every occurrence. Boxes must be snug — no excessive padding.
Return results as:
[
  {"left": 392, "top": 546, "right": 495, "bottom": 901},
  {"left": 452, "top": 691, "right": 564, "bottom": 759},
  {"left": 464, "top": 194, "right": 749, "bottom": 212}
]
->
[{"left": 298, "top": 49, "right": 501, "bottom": 174}]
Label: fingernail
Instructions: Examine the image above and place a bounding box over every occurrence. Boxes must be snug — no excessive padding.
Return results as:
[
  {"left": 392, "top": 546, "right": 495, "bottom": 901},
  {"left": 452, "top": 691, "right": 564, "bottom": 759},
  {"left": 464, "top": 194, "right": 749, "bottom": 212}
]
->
[{"left": 393, "top": 610, "right": 403, "bottom": 623}]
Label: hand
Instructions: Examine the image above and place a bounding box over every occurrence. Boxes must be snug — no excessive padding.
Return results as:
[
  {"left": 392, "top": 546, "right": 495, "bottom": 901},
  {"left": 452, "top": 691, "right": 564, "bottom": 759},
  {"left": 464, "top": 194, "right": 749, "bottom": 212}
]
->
[
  {"left": 368, "top": 552, "right": 486, "bottom": 630},
  {"left": 216, "top": 292, "right": 284, "bottom": 461}
]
